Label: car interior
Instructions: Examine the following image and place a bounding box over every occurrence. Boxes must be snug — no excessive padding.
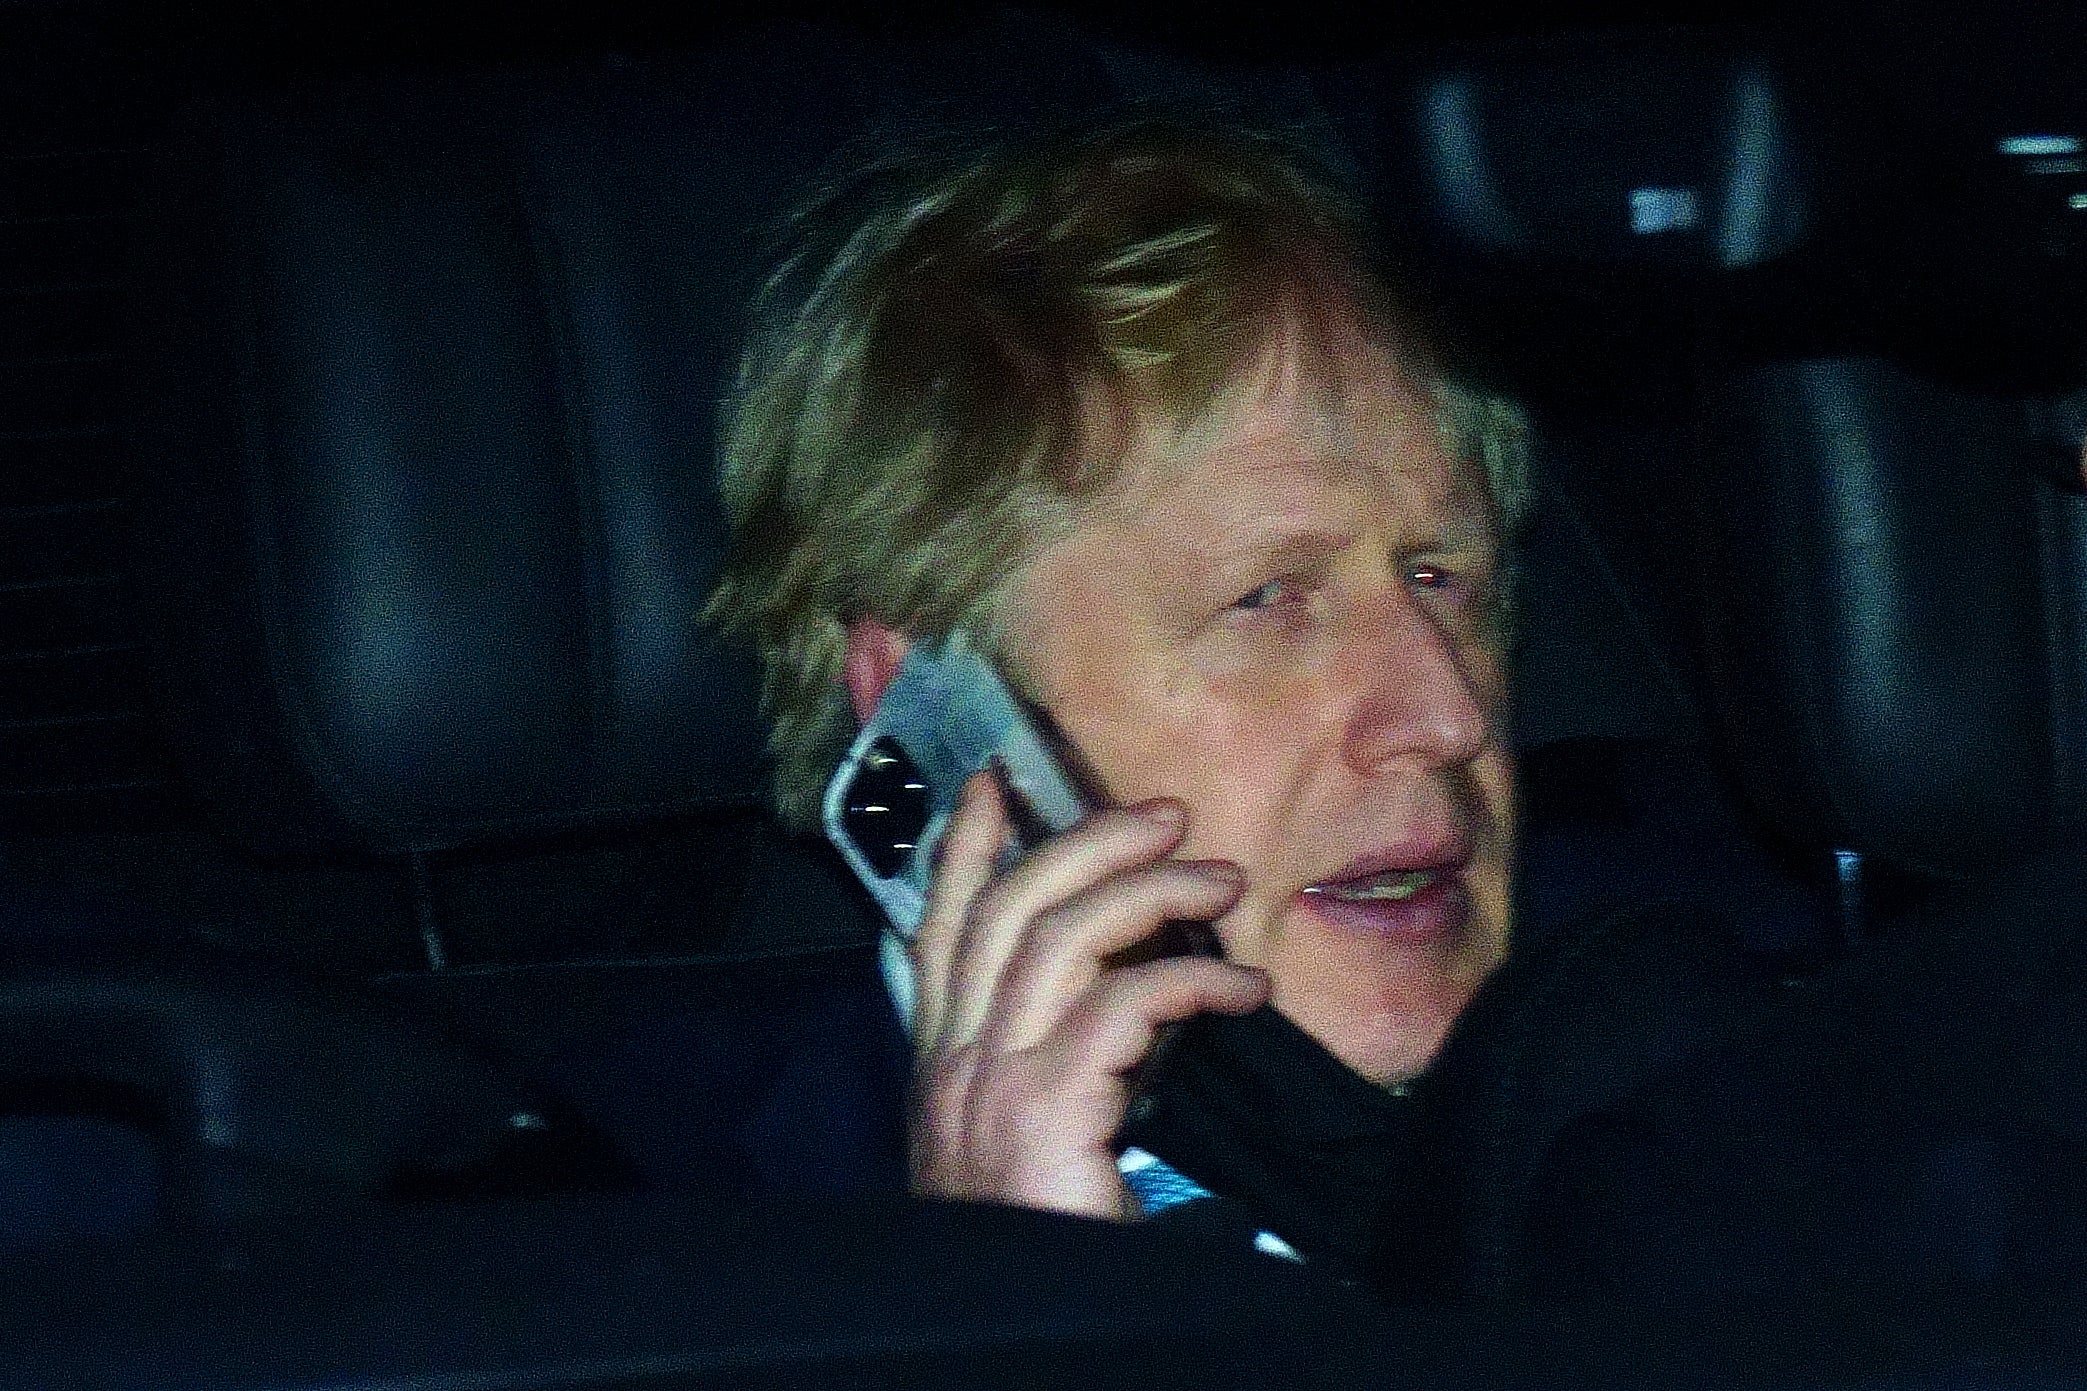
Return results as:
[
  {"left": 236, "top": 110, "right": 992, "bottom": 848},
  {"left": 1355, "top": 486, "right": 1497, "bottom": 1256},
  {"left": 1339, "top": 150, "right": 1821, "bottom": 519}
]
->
[{"left": 2, "top": 0, "right": 2086, "bottom": 1384}]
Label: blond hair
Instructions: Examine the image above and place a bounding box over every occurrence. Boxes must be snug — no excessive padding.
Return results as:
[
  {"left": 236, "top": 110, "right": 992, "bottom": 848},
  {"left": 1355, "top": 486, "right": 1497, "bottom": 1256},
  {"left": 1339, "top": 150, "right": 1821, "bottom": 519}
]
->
[{"left": 707, "top": 117, "right": 1529, "bottom": 829}]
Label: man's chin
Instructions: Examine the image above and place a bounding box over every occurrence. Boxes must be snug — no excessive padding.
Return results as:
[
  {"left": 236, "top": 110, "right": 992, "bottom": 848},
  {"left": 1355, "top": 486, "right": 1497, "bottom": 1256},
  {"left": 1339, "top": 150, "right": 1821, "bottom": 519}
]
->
[{"left": 1261, "top": 907, "right": 1503, "bottom": 1084}]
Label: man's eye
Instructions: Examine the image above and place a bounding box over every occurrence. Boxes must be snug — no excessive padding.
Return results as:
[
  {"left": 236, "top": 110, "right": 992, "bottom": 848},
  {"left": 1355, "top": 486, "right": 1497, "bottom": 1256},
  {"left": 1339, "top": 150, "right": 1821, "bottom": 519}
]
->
[
  {"left": 1408, "top": 564, "right": 1454, "bottom": 592},
  {"left": 1232, "top": 580, "right": 1294, "bottom": 611}
]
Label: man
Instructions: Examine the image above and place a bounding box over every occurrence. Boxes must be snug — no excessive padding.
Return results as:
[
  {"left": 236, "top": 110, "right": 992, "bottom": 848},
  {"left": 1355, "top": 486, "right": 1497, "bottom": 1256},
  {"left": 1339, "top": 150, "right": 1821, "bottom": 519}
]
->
[{"left": 706, "top": 116, "right": 1530, "bottom": 1269}]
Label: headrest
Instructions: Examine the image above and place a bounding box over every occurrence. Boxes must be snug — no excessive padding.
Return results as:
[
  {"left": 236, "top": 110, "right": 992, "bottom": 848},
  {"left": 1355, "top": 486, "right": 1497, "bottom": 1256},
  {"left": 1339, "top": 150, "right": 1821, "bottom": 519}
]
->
[
  {"left": 132, "top": 24, "right": 1123, "bottom": 857},
  {"left": 1692, "top": 356, "right": 2057, "bottom": 878},
  {"left": 1388, "top": 34, "right": 1806, "bottom": 271}
]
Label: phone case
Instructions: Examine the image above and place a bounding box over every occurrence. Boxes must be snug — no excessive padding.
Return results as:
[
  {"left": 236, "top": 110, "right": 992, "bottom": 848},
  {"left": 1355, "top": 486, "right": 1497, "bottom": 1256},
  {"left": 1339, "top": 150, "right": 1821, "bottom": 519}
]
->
[{"left": 822, "top": 631, "right": 1090, "bottom": 1028}]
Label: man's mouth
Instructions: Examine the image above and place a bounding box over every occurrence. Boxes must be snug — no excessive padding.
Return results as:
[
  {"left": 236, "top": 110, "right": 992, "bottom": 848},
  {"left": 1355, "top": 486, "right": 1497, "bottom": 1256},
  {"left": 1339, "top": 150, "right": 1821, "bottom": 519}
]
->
[
  {"left": 1296, "top": 853, "right": 1471, "bottom": 944},
  {"left": 1303, "top": 869, "right": 1438, "bottom": 903}
]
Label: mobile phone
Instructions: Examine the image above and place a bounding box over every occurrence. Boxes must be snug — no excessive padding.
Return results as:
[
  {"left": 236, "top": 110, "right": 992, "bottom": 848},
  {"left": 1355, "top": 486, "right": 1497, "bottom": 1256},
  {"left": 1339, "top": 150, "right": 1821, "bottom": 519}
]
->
[
  {"left": 823, "top": 630, "right": 1225, "bottom": 1194},
  {"left": 822, "top": 630, "right": 1094, "bottom": 1029}
]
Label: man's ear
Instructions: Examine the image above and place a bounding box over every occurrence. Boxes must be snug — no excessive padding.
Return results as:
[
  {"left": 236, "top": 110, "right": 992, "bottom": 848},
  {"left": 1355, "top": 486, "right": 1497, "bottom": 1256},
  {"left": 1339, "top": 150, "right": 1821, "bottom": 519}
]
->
[{"left": 842, "top": 619, "right": 912, "bottom": 724}]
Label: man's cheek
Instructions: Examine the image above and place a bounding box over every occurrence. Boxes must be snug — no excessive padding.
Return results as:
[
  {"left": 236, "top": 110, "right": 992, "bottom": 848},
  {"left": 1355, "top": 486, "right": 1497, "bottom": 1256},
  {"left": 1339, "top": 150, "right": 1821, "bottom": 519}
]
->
[
  {"left": 1475, "top": 749, "right": 1517, "bottom": 841},
  {"left": 1179, "top": 792, "right": 1300, "bottom": 940}
]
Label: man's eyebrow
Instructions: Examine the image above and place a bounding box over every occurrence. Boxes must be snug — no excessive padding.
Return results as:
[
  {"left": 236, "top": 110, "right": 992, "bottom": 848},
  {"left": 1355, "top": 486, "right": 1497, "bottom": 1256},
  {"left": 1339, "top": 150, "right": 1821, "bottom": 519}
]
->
[
  {"left": 1154, "top": 455, "right": 1499, "bottom": 559},
  {"left": 1179, "top": 507, "right": 1497, "bottom": 570},
  {"left": 1206, "top": 529, "right": 1351, "bottom": 574}
]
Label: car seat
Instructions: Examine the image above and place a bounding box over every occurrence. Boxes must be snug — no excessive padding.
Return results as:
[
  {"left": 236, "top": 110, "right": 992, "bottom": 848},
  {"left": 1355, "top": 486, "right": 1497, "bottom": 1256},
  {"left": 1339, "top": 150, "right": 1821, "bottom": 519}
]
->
[{"left": 8, "top": 6, "right": 1846, "bottom": 1245}]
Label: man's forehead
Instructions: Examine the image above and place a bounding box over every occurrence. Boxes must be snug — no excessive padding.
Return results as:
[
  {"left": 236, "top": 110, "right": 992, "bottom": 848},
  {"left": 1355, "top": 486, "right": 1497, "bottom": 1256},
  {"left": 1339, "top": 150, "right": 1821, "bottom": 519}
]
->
[
  {"left": 1107, "top": 352, "right": 1481, "bottom": 525},
  {"left": 1185, "top": 304, "right": 1418, "bottom": 435}
]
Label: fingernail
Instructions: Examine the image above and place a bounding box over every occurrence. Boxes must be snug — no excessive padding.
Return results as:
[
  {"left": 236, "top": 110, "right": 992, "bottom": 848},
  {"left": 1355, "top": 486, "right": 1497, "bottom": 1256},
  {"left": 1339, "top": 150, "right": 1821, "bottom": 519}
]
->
[{"left": 1134, "top": 799, "right": 1185, "bottom": 827}]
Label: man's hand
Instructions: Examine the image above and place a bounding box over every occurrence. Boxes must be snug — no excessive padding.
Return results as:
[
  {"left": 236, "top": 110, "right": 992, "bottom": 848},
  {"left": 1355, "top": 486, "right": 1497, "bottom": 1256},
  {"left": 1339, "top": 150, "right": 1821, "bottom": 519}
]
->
[{"left": 907, "top": 771, "right": 1271, "bottom": 1220}]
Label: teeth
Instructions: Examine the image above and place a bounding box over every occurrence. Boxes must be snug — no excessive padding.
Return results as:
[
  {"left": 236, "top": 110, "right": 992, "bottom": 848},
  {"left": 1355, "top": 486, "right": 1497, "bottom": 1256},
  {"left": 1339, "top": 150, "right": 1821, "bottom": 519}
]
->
[{"left": 1306, "top": 869, "right": 1435, "bottom": 903}]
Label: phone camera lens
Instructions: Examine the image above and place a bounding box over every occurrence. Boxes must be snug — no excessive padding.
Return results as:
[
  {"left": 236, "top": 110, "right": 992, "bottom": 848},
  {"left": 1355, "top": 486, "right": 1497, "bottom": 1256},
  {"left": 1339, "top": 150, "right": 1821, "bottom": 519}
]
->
[{"left": 844, "top": 737, "right": 930, "bottom": 877}]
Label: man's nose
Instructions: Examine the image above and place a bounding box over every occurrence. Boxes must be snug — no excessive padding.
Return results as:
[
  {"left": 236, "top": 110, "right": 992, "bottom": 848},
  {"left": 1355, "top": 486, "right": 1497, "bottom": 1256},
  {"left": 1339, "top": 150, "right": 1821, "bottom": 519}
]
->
[{"left": 1336, "top": 589, "right": 1492, "bottom": 777}]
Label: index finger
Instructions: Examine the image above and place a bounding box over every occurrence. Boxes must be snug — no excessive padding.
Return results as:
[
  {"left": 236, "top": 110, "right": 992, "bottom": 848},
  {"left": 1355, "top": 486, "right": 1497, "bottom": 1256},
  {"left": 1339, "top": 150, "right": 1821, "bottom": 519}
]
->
[{"left": 911, "top": 770, "right": 1008, "bottom": 1050}]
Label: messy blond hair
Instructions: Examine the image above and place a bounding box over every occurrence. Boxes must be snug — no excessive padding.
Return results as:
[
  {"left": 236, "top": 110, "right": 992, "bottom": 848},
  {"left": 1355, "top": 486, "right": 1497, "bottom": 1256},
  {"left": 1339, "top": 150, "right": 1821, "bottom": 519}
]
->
[{"left": 707, "top": 117, "right": 1529, "bottom": 829}]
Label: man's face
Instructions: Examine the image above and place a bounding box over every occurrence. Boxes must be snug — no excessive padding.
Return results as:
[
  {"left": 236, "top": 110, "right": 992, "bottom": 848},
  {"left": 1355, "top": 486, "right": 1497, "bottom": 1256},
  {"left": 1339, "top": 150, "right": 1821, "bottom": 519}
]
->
[{"left": 1001, "top": 312, "right": 1513, "bottom": 1085}]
